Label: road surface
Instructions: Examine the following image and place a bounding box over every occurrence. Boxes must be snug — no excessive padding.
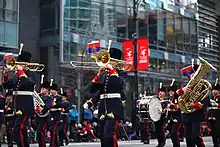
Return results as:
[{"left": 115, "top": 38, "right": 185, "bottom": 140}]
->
[{"left": 1, "top": 137, "right": 213, "bottom": 147}]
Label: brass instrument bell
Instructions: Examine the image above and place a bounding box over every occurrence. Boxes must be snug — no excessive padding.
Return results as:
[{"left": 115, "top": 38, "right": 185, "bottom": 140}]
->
[{"left": 6, "top": 56, "right": 44, "bottom": 72}]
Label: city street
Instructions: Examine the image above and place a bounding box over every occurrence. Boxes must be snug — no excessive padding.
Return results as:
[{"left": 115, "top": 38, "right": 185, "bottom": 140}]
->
[{"left": 1, "top": 136, "right": 213, "bottom": 147}]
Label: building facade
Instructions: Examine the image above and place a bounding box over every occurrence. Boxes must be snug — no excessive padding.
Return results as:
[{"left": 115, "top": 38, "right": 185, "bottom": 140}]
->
[
  {"left": 39, "top": 0, "right": 220, "bottom": 116},
  {"left": 0, "top": 0, "right": 19, "bottom": 58}
]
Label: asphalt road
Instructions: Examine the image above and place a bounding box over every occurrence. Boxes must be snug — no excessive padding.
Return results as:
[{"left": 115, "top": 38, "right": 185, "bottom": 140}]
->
[{"left": 2, "top": 136, "right": 213, "bottom": 147}]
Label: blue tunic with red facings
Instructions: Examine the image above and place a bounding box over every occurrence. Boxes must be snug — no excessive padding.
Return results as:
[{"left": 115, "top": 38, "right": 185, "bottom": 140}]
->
[
  {"left": 50, "top": 95, "right": 63, "bottom": 121},
  {"left": 61, "top": 101, "right": 70, "bottom": 123},
  {"left": 90, "top": 70, "right": 127, "bottom": 120},
  {"left": 3, "top": 70, "right": 37, "bottom": 116}
]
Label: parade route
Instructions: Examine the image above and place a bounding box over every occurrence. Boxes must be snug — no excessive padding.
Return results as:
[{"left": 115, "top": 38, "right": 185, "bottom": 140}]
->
[{"left": 3, "top": 136, "right": 212, "bottom": 147}]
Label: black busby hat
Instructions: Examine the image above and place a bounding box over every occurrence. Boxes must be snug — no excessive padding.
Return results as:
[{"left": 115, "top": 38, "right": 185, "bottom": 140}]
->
[
  {"left": 212, "top": 79, "right": 220, "bottom": 90},
  {"left": 168, "top": 79, "right": 177, "bottom": 92},
  {"left": 110, "top": 48, "right": 122, "bottom": 60},
  {"left": 49, "top": 79, "right": 58, "bottom": 91},
  {"left": 158, "top": 82, "right": 166, "bottom": 92},
  {"left": 192, "top": 64, "right": 199, "bottom": 72},
  {"left": 50, "top": 83, "right": 58, "bottom": 91},
  {"left": 18, "top": 51, "right": 32, "bottom": 62},
  {"left": 62, "top": 92, "right": 67, "bottom": 97},
  {"left": 41, "top": 81, "right": 50, "bottom": 89}
]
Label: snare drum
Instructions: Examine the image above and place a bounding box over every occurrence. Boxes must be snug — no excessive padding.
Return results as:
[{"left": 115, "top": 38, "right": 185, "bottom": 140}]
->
[{"left": 137, "top": 95, "right": 162, "bottom": 122}]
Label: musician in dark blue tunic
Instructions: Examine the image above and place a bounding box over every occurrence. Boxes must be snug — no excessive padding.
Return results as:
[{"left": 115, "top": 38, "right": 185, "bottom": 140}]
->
[
  {"left": 155, "top": 84, "right": 169, "bottom": 147},
  {"left": 49, "top": 83, "right": 62, "bottom": 147},
  {"left": 208, "top": 82, "right": 220, "bottom": 147},
  {"left": 177, "top": 64, "right": 209, "bottom": 147},
  {"left": 0, "top": 86, "right": 5, "bottom": 147},
  {"left": 59, "top": 91, "right": 70, "bottom": 146},
  {"left": 36, "top": 80, "right": 52, "bottom": 147},
  {"left": 2, "top": 51, "right": 37, "bottom": 147},
  {"left": 5, "top": 90, "right": 14, "bottom": 147},
  {"left": 89, "top": 48, "right": 127, "bottom": 147},
  {"left": 167, "top": 81, "right": 181, "bottom": 147}
]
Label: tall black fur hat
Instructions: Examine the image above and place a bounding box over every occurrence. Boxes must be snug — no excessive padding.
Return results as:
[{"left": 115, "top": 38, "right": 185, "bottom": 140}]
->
[
  {"left": 50, "top": 83, "right": 58, "bottom": 91},
  {"left": 158, "top": 82, "right": 166, "bottom": 92},
  {"left": 62, "top": 92, "right": 67, "bottom": 97},
  {"left": 110, "top": 48, "right": 122, "bottom": 60},
  {"left": 168, "top": 79, "right": 177, "bottom": 92},
  {"left": 212, "top": 79, "right": 220, "bottom": 90},
  {"left": 192, "top": 64, "right": 199, "bottom": 72},
  {"left": 41, "top": 81, "right": 50, "bottom": 89},
  {"left": 18, "top": 51, "right": 32, "bottom": 62}
]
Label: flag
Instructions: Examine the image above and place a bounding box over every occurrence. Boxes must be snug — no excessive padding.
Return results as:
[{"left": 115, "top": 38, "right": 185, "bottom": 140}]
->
[
  {"left": 87, "top": 41, "right": 101, "bottom": 54},
  {"left": 3, "top": 53, "right": 13, "bottom": 65},
  {"left": 180, "top": 65, "right": 195, "bottom": 77}
]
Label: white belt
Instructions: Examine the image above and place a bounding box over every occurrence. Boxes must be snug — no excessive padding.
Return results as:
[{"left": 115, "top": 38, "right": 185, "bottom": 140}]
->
[
  {"left": 13, "top": 91, "right": 33, "bottom": 96},
  {"left": 50, "top": 108, "right": 61, "bottom": 111},
  {"left": 208, "top": 107, "right": 220, "bottom": 110},
  {"left": 0, "top": 110, "right": 4, "bottom": 113},
  {"left": 61, "top": 112, "right": 68, "bottom": 115},
  {"left": 6, "top": 114, "right": 14, "bottom": 117},
  {"left": 100, "top": 93, "right": 121, "bottom": 99}
]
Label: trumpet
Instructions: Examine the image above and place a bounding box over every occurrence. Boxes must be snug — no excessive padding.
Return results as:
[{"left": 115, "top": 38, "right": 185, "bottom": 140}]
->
[
  {"left": 5, "top": 56, "right": 44, "bottom": 72},
  {"left": 70, "top": 49, "right": 132, "bottom": 71}
]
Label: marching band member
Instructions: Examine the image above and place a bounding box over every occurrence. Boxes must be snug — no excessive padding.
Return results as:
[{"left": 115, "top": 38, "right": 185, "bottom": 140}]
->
[
  {"left": 139, "top": 92, "right": 150, "bottom": 144},
  {"left": 5, "top": 90, "right": 14, "bottom": 147},
  {"left": 208, "top": 80, "right": 220, "bottom": 147},
  {"left": 49, "top": 80, "right": 62, "bottom": 147},
  {"left": 0, "top": 86, "right": 5, "bottom": 147},
  {"left": 167, "top": 79, "right": 181, "bottom": 147},
  {"left": 89, "top": 47, "right": 127, "bottom": 147},
  {"left": 59, "top": 88, "right": 70, "bottom": 146},
  {"left": 177, "top": 64, "right": 209, "bottom": 147},
  {"left": 155, "top": 83, "right": 169, "bottom": 147},
  {"left": 2, "top": 51, "right": 37, "bottom": 147},
  {"left": 36, "top": 76, "right": 52, "bottom": 147}
]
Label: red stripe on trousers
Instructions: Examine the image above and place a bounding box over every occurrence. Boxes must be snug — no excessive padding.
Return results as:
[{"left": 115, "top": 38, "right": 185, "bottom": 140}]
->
[
  {"left": 19, "top": 116, "right": 27, "bottom": 147},
  {"left": 176, "top": 124, "right": 181, "bottom": 144},
  {"left": 162, "top": 120, "right": 166, "bottom": 139},
  {"left": 63, "top": 124, "right": 68, "bottom": 137},
  {"left": 199, "top": 125, "right": 205, "bottom": 147},
  {"left": 41, "top": 122, "right": 47, "bottom": 147},
  {"left": 51, "top": 121, "right": 58, "bottom": 147},
  {"left": 113, "top": 120, "right": 119, "bottom": 147}
]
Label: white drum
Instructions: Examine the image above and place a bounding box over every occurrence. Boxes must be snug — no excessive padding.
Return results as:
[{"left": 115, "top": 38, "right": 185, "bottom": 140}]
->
[{"left": 138, "top": 95, "right": 162, "bottom": 122}]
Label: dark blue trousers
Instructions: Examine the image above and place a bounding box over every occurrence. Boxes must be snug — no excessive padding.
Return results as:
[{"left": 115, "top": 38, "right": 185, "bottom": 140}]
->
[
  {"left": 99, "top": 119, "right": 119, "bottom": 147},
  {"left": 14, "top": 115, "right": 30, "bottom": 147}
]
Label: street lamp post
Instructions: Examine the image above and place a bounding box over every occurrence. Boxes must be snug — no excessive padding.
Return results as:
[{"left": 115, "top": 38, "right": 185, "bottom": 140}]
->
[{"left": 133, "top": 0, "right": 139, "bottom": 103}]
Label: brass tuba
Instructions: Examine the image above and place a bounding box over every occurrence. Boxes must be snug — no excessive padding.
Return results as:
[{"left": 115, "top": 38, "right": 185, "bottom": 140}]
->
[{"left": 178, "top": 57, "right": 217, "bottom": 113}]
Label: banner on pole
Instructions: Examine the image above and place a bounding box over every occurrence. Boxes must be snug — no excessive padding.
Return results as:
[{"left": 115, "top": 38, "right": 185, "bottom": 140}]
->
[
  {"left": 122, "top": 40, "right": 134, "bottom": 71},
  {"left": 137, "top": 38, "right": 149, "bottom": 71}
]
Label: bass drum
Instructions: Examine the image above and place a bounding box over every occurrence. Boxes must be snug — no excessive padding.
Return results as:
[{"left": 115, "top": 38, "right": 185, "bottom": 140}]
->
[{"left": 148, "top": 96, "right": 162, "bottom": 122}]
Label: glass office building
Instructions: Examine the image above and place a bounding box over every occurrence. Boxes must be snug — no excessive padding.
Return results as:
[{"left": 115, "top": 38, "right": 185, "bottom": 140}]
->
[
  {"left": 197, "top": 1, "right": 219, "bottom": 78},
  {"left": 0, "top": 0, "right": 19, "bottom": 50},
  {"left": 59, "top": 0, "right": 209, "bottom": 93}
]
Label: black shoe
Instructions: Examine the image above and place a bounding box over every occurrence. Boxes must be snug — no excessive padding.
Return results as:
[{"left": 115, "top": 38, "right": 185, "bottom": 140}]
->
[
  {"left": 143, "top": 140, "right": 150, "bottom": 144},
  {"left": 66, "top": 138, "right": 70, "bottom": 145},
  {"left": 180, "top": 138, "right": 184, "bottom": 142}
]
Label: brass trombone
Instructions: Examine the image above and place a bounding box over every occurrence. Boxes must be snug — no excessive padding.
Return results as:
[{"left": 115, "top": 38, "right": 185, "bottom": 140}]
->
[
  {"left": 5, "top": 56, "right": 44, "bottom": 72},
  {"left": 70, "top": 49, "right": 132, "bottom": 71}
]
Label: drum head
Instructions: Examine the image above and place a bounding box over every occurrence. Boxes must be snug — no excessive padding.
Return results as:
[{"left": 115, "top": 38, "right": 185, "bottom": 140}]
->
[{"left": 149, "top": 97, "right": 162, "bottom": 122}]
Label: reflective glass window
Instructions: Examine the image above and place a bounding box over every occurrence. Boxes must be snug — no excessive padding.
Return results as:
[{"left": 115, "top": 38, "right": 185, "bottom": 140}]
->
[
  {"left": 148, "top": 11, "right": 157, "bottom": 44},
  {"left": 166, "top": 12, "right": 175, "bottom": 47}
]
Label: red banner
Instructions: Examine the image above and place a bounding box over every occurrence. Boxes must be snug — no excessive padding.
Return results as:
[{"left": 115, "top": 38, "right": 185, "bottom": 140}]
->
[
  {"left": 122, "top": 40, "right": 134, "bottom": 71},
  {"left": 137, "top": 38, "right": 149, "bottom": 71}
]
